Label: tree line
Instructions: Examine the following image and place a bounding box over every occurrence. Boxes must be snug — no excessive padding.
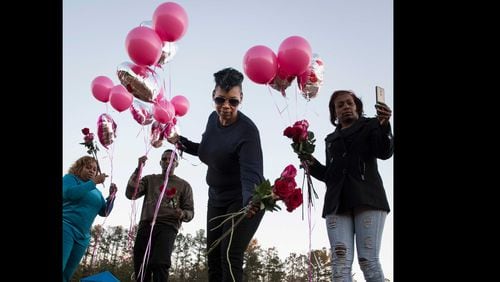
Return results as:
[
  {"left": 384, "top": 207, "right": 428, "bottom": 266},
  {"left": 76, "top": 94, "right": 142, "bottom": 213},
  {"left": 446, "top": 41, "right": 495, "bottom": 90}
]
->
[{"left": 71, "top": 224, "right": 388, "bottom": 282}]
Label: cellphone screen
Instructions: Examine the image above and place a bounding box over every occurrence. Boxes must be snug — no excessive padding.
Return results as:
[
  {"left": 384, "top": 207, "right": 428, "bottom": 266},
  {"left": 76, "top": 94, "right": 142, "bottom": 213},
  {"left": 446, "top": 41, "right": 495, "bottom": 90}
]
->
[{"left": 376, "top": 86, "right": 385, "bottom": 104}]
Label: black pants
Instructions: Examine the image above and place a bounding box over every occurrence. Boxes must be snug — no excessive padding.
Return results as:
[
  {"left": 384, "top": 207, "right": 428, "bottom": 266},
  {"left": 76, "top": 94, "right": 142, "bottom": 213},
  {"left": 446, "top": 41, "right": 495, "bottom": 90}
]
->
[
  {"left": 133, "top": 221, "right": 177, "bottom": 282},
  {"left": 207, "top": 200, "right": 265, "bottom": 282}
]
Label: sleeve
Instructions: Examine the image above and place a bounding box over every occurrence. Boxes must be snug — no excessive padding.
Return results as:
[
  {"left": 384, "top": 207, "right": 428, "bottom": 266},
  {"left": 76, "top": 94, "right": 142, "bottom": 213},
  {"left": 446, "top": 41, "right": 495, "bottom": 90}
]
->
[
  {"left": 98, "top": 195, "right": 115, "bottom": 217},
  {"left": 63, "top": 174, "right": 96, "bottom": 201},
  {"left": 307, "top": 156, "right": 327, "bottom": 182},
  {"left": 179, "top": 182, "right": 194, "bottom": 222},
  {"left": 126, "top": 169, "right": 148, "bottom": 200},
  {"left": 239, "top": 129, "right": 265, "bottom": 206},
  {"left": 370, "top": 120, "right": 394, "bottom": 160},
  {"left": 178, "top": 135, "right": 199, "bottom": 156}
]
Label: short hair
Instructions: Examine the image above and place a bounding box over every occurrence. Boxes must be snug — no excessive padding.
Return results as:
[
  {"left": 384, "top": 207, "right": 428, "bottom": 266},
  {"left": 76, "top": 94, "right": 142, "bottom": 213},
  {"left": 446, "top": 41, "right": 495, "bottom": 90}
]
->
[
  {"left": 329, "top": 90, "right": 364, "bottom": 127},
  {"left": 213, "top": 67, "right": 244, "bottom": 92},
  {"left": 68, "top": 156, "right": 96, "bottom": 175},
  {"left": 163, "top": 149, "right": 178, "bottom": 161}
]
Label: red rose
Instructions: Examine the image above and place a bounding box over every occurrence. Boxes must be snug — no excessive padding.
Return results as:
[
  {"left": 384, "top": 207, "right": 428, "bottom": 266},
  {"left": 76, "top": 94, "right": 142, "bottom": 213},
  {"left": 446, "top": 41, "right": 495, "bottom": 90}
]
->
[
  {"left": 84, "top": 133, "right": 94, "bottom": 143},
  {"left": 166, "top": 187, "right": 177, "bottom": 199},
  {"left": 283, "top": 126, "right": 297, "bottom": 138},
  {"left": 293, "top": 120, "right": 309, "bottom": 130},
  {"left": 272, "top": 179, "right": 295, "bottom": 199},
  {"left": 284, "top": 188, "right": 303, "bottom": 212},
  {"left": 82, "top": 128, "right": 90, "bottom": 135}
]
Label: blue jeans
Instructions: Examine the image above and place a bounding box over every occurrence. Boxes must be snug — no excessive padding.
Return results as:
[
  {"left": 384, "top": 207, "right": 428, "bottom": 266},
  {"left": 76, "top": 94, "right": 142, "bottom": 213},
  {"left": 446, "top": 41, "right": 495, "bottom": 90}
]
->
[{"left": 325, "top": 207, "right": 386, "bottom": 282}]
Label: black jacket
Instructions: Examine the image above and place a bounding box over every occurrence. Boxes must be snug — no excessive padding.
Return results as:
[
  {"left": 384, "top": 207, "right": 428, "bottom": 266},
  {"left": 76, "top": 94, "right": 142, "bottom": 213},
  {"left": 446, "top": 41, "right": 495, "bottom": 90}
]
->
[{"left": 309, "top": 117, "right": 393, "bottom": 217}]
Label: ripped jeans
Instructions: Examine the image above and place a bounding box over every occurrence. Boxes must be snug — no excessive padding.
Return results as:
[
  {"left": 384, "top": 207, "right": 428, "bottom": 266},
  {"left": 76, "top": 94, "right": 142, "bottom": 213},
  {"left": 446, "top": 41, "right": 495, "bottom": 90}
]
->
[{"left": 325, "top": 207, "right": 387, "bottom": 282}]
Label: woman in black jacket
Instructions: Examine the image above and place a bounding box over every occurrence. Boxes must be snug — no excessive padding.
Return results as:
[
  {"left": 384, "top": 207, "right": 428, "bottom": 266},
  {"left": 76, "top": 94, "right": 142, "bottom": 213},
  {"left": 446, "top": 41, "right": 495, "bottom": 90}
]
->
[{"left": 304, "top": 90, "right": 393, "bottom": 282}]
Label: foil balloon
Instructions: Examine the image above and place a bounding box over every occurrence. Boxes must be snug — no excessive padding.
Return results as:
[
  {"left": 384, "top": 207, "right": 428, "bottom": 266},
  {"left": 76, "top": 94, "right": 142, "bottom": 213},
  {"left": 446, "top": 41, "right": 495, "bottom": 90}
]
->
[
  {"left": 150, "top": 121, "right": 166, "bottom": 148},
  {"left": 130, "top": 98, "right": 154, "bottom": 125},
  {"left": 157, "top": 42, "right": 178, "bottom": 66},
  {"left": 117, "top": 62, "right": 161, "bottom": 103},
  {"left": 163, "top": 117, "right": 178, "bottom": 140},
  {"left": 97, "top": 113, "right": 117, "bottom": 149},
  {"left": 297, "top": 54, "right": 324, "bottom": 100},
  {"left": 269, "top": 68, "right": 295, "bottom": 97}
]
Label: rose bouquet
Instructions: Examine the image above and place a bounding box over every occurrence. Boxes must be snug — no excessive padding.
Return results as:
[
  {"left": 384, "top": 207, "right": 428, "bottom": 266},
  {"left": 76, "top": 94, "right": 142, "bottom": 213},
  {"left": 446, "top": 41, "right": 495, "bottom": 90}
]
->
[
  {"left": 80, "top": 127, "right": 102, "bottom": 173},
  {"left": 283, "top": 120, "right": 318, "bottom": 205},
  {"left": 207, "top": 164, "right": 303, "bottom": 255}
]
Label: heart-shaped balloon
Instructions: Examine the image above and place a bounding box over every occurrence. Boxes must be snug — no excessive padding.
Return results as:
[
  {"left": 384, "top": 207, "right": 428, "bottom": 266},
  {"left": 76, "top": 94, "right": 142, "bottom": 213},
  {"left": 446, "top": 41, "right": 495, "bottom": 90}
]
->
[
  {"left": 97, "top": 113, "right": 117, "bottom": 149},
  {"left": 269, "top": 69, "right": 295, "bottom": 97},
  {"left": 150, "top": 121, "right": 166, "bottom": 148},
  {"left": 117, "top": 62, "right": 161, "bottom": 103},
  {"left": 130, "top": 98, "right": 154, "bottom": 125}
]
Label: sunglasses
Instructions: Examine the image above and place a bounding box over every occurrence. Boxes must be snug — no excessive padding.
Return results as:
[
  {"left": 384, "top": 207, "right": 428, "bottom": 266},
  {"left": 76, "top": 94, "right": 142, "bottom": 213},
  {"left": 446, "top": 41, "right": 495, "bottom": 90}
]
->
[{"left": 213, "top": 96, "right": 240, "bottom": 107}]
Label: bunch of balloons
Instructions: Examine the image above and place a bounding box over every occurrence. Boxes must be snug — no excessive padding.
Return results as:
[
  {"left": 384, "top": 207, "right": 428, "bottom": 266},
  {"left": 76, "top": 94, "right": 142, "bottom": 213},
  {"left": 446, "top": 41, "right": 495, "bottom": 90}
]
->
[
  {"left": 242, "top": 35, "right": 324, "bottom": 99},
  {"left": 89, "top": 2, "right": 191, "bottom": 149}
]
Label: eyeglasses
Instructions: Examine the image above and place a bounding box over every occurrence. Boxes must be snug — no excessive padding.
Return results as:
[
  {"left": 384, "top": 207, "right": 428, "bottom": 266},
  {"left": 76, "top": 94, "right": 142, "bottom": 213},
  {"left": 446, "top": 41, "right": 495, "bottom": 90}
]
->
[{"left": 213, "top": 96, "right": 240, "bottom": 107}]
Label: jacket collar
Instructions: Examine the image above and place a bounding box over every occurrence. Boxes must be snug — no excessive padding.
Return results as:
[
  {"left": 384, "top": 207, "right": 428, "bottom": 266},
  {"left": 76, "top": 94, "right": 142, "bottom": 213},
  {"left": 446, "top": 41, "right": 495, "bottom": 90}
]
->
[{"left": 325, "top": 116, "right": 369, "bottom": 142}]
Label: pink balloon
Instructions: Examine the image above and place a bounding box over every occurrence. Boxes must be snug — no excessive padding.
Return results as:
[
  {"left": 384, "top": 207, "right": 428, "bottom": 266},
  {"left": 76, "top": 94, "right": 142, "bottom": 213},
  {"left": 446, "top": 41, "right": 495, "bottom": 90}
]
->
[
  {"left": 152, "top": 2, "right": 189, "bottom": 42},
  {"left": 277, "top": 36, "right": 312, "bottom": 77},
  {"left": 153, "top": 97, "right": 175, "bottom": 124},
  {"left": 170, "top": 95, "right": 190, "bottom": 117},
  {"left": 243, "top": 45, "right": 278, "bottom": 84},
  {"left": 109, "top": 85, "right": 133, "bottom": 112},
  {"left": 91, "top": 76, "right": 114, "bottom": 102},
  {"left": 125, "top": 26, "right": 163, "bottom": 66}
]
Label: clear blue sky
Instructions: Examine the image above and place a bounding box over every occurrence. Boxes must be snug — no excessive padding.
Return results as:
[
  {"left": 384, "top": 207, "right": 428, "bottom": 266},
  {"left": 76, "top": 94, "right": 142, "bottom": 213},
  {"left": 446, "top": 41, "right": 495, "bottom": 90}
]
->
[{"left": 63, "top": 0, "right": 393, "bottom": 280}]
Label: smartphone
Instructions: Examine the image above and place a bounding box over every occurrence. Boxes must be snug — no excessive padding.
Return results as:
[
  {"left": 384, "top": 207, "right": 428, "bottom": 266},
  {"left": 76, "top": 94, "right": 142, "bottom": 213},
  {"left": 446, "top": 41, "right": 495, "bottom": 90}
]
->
[{"left": 375, "top": 86, "right": 385, "bottom": 104}]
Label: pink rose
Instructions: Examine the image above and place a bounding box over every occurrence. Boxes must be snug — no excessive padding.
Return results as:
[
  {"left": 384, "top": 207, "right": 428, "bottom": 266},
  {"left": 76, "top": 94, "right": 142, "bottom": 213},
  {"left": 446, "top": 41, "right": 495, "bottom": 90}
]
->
[{"left": 280, "top": 164, "right": 297, "bottom": 179}]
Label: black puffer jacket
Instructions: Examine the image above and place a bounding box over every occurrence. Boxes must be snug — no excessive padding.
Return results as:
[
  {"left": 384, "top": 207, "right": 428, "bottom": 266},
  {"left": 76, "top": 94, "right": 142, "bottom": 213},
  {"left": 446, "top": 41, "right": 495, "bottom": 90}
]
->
[{"left": 309, "top": 117, "right": 393, "bottom": 217}]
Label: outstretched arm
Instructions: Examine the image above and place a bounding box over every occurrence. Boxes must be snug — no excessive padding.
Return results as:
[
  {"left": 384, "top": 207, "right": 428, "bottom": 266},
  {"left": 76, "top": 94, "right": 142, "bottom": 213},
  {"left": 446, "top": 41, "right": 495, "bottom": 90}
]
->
[{"left": 126, "top": 156, "right": 148, "bottom": 199}]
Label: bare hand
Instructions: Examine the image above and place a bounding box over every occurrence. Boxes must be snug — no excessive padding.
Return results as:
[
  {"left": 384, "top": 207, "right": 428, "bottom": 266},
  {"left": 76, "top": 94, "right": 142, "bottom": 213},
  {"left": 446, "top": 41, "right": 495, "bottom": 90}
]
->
[
  {"left": 298, "top": 153, "right": 315, "bottom": 167},
  {"left": 138, "top": 156, "right": 148, "bottom": 168},
  {"left": 109, "top": 183, "right": 118, "bottom": 195},
  {"left": 166, "top": 133, "right": 180, "bottom": 145},
  {"left": 175, "top": 208, "right": 184, "bottom": 220},
  {"left": 375, "top": 102, "right": 392, "bottom": 125},
  {"left": 91, "top": 173, "right": 108, "bottom": 184},
  {"left": 246, "top": 201, "right": 261, "bottom": 218}
]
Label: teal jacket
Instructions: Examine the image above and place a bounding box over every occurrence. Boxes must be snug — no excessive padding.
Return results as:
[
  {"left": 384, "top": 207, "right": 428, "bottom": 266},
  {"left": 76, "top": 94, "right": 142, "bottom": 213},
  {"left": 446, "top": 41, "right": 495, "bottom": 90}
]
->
[{"left": 63, "top": 174, "right": 112, "bottom": 242}]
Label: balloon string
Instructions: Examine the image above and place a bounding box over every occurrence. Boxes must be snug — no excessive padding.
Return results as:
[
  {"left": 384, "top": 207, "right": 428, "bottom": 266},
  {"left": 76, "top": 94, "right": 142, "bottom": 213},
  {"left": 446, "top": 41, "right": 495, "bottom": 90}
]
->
[
  {"left": 308, "top": 199, "right": 313, "bottom": 282},
  {"left": 168, "top": 62, "right": 172, "bottom": 100},
  {"left": 266, "top": 85, "right": 290, "bottom": 129}
]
